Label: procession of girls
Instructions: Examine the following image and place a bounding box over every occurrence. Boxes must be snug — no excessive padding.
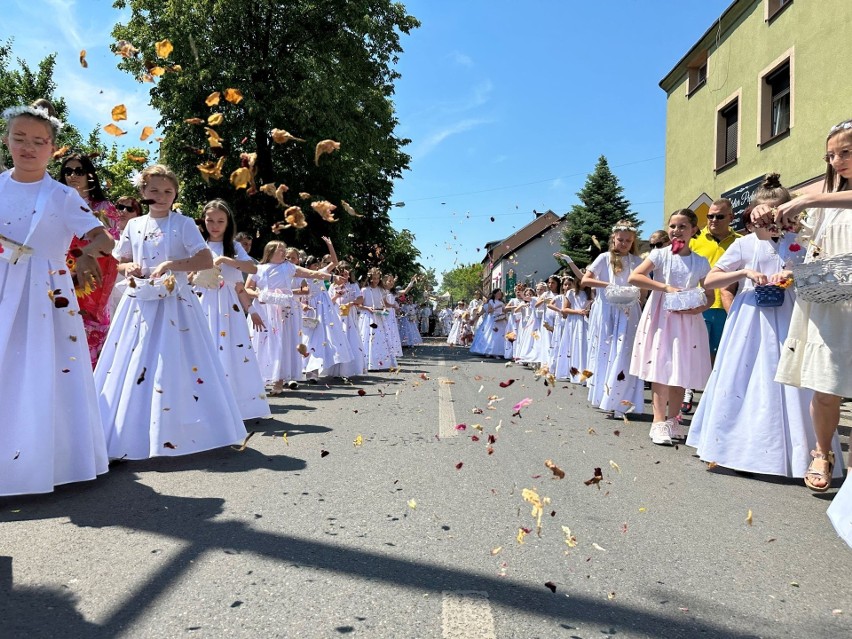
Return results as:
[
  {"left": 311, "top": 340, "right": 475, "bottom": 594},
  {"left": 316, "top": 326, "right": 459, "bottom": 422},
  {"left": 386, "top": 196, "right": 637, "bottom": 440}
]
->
[
  {"left": 0, "top": 99, "right": 426, "bottom": 499},
  {"left": 449, "top": 168, "right": 851, "bottom": 509}
]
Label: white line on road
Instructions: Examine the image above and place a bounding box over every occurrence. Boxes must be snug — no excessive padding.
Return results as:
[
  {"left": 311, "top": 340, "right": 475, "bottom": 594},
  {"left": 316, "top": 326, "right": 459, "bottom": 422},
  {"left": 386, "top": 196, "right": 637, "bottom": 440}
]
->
[
  {"left": 438, "top": 377, "right": 458, "bottom": 438},
  {"left": 441, "top": 590, "right": 497, "bottom": 639}
]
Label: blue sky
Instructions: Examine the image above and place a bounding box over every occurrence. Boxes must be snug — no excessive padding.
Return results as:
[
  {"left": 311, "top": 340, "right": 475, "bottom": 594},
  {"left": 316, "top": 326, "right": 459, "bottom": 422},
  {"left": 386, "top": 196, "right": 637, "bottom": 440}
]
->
[{"left": 1, "top": 0, "right": 731, "bottom": 280}]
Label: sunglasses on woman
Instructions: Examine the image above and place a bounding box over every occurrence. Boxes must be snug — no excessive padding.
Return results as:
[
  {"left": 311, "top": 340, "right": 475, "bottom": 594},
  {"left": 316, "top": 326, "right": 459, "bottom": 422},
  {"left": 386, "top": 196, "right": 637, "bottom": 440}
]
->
[
  {"left": 115, "top": 204, "right": 137, "bottom": 213},
  {"left": 62, "top": 167, "right": 88, "bottom": 177},
  {"left": 649, "top": 241, "right": 667, "bottom": 249}
]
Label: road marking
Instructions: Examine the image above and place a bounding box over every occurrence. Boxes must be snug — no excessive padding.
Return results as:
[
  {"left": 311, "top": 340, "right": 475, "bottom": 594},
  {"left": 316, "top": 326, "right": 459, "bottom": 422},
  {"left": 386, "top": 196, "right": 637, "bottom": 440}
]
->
[
  {"left": 441, "top": 590, "right": 497, "bottom": 639},
  {"left": 438, "top": 377, "right": 458, "bottom": 438}
]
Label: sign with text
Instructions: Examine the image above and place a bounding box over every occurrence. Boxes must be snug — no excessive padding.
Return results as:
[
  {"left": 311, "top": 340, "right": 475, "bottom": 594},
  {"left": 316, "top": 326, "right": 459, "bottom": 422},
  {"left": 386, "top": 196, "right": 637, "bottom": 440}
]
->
[{"left": 721, "top": 174, "right": 766, "bottom": 231}]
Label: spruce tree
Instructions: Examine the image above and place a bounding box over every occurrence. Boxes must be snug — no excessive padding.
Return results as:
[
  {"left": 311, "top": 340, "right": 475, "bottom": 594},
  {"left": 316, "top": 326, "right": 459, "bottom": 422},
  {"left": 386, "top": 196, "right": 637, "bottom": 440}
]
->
[{"left": 560, "top": 155, "right": 642, "bottom": 267}]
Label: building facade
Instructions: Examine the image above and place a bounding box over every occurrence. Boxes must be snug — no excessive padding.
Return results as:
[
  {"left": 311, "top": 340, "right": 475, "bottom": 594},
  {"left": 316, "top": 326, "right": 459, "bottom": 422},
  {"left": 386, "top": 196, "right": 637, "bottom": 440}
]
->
[
  {"left": 659, "top": 0, "right": 852, "bottom": 224},
  {"left": 481, "top": 210, "right": 567, "bottom": 294}
]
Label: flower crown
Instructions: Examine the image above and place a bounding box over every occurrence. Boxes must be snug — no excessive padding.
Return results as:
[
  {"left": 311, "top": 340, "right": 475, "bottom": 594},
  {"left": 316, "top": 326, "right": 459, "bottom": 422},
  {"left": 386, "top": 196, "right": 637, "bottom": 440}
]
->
[
  {"left": 829, "top": 121, "right": 852, "bottom": 134},
  {"left": 2, "top": 105, "right": 64, "bottom": 131},
  {"left": 612, "top": 224, "right": 637, "bottom": 233}
]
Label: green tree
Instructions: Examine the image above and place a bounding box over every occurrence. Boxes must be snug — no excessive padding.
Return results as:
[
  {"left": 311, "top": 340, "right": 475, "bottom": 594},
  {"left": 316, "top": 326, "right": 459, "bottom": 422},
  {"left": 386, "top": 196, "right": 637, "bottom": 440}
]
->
[
  {"left": 111, "top": 0, "right": 419, "bottom": 262},
  {"left": 560, "top": 155, "right": 642, "bottom": 268},
  {"left": 102, "top": 146, "right": 151, "bottom": 199},
  {"left": 439, "top": 263, "right": 483, "bottom": 303}
]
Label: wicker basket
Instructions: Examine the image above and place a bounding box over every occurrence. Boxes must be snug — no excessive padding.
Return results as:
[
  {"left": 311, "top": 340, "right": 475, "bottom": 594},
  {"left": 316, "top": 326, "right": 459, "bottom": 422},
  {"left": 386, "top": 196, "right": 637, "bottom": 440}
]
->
[
  {"left": 792, "top": 253, "right": 852, "bottom": 304},
  {"left": 302, "top": 306, "right": 319, "bottom": 329}
]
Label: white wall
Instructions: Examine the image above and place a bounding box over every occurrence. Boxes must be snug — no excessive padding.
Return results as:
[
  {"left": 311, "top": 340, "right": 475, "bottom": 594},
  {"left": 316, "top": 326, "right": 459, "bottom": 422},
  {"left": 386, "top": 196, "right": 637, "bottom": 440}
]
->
[{"left": 497, "top": 222, "right": 566, "bottom": 287}]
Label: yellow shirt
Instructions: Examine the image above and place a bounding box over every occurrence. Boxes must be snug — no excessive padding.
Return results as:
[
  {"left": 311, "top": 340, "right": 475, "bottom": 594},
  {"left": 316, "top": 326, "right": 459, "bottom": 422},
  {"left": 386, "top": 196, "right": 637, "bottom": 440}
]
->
[{"left": 690, "top": 227, "right": 742, "bottom": 309}]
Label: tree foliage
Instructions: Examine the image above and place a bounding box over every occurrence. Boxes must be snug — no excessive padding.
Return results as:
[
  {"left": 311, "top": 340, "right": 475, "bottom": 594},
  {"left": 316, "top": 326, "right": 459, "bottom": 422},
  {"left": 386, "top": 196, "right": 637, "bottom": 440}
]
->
[
  {"left": 439, "top": 263, "right": 483, "bottom": 304},
  {"left": 560, "top": 155, "right": 642, "bottom": 268},
  {"left": 111, "top": 0, "right": 420, "bottom": 275}
]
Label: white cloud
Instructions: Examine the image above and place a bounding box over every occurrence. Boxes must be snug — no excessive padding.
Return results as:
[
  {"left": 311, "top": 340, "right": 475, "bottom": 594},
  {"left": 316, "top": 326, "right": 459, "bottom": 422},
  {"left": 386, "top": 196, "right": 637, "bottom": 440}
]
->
[
  {"left": 449, "top": 51, "right": 474, "bottom": 68},
  {"left": 415, "top": 117, "right": 492, "bottom": 158}
]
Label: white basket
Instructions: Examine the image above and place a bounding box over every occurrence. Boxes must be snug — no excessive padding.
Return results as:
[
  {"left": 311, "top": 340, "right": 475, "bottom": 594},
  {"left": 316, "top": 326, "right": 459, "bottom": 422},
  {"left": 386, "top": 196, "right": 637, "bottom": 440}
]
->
[
  {"left": 302, "top": 306, "right": 319, "bottom": 328},
  {"left": 792, "top": 253, "right": 852, "bottom": 304},
  {"left": 259, "top": 289, "right": 293, "bottom": 308},
  {"left": 126, "top": 273, "right": 179, "bottom": 301},
  {"left": 604, "top": 284, "right": 640, "bottom": 308},
  {"left": 0, "top": 234, "right": 33, "bottom": 265},
  {"left": 192, "top": 267, "right": 223, "bottom": 290},
  {"left": 663, "top": 287, "right": 706, "bottom": 312}
]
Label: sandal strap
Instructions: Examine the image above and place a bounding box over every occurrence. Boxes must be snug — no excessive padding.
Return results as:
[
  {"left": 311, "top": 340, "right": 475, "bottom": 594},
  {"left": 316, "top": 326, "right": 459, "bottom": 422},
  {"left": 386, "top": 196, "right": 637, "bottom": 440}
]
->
[{"left": 811, "top": 449, "right": 836, "bottom": 463}]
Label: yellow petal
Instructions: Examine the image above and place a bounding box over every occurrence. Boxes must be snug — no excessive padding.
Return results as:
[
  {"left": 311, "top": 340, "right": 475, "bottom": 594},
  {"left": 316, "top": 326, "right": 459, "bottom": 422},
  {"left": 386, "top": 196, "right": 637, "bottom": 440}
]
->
[
  {"left": 407, "top": 499, "right": 417, "bottom": 509},
  {"left": 230, "top": 167, "right": 252, "bottom": 189},
  {"left": 354, "top": 434, "right": 363, "bottom": 447},
  {"left": 149, "top": 66, "right": 166, "bottom": 77},
  {"left": 111, "top": 104, "right": 127, "bottom": 122},
  {"left": 79, "top": 50, "right": 88, "bottom": 68},
  {"left": 205, "top": 91, "right": 221, "bottom": 107},
  {"left": 314, "top": 139, "right": 341, "bottom": 166},
  {"left": 104, "top": 123, "right": 126, "bottom": 136},
  {"left": 140, "top": 126, "right": 154, "bottom": 141},
  {"left": 155, "top": 39, "right": 174, "bottom": 59},
  {"left": 207, "top": 113, "right": 224, "bottom": 126},
  {"left": 224, "top": 88, "right": 243, "bottom": 104}
]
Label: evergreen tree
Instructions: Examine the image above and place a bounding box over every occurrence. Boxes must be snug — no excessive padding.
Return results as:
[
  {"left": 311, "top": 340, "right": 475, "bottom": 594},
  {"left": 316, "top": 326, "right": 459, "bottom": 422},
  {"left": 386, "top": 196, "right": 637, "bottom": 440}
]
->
[{"left": 560, "top": 155, "right": 642, "bottom": 268}]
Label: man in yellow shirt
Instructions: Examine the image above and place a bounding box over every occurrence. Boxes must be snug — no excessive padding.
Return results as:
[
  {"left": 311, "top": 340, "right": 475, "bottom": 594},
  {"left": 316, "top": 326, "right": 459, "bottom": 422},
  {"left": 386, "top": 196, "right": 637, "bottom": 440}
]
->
[{"left": 682, "top": 198, "right": 741, "bottom": 413}]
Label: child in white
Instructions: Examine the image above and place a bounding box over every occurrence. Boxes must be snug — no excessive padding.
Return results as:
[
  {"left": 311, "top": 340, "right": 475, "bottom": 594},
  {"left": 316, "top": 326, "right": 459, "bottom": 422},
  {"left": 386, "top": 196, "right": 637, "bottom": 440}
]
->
[
  {"left": 551, "top": 276, "right": 591, "bottom": 383},
  {"left": 446, "top": 301, "right": 467, "bottom": 346},
  {"left": 329, "top": 264, "right": 366, "bottom": 377},
  {"left": 96, "top": 165, "right": 246, "bottom": 459},
  {"left": 0, "top": 100, "right": 113, "bottom": 495},
  {"left": 194, "top": 199, "right": 269, "bottom": 420},
  {"left": 687, "top": 175, "right": 844, "bottom": 476},
  {"left": 360, "top": 268, "right": 398, "bottom": 370},
  {"left": 629, "top": 209, "right": 711, "bottom": 445},
  {"left": 582, "top": 222, "right": 645, "bottom": 415}
]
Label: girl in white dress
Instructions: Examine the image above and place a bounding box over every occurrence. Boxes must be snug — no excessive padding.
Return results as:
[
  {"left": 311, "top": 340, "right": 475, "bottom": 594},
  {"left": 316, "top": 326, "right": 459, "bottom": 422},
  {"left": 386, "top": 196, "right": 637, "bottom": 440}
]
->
[
  {"left": 471, "top": 289, "right": 507, "bottom": 357},
  {"left": 551, "top": 275, "right": 591, "bottom": 383},
  {"left": 688, "top": 175, "right": 844, "bottom": 477},
  {"left": 300, "top": 247, "right": 354, "bottom": 381},
  {"left": 446, "top": 301, "right": 467, "bottom": 346},
  {"left": 194, "top": 199, "right": 269, "bottom": 420},
  {"left": 96, "top": 165, "right": 246, "bottom": 460},
  {"left": 582, "top": 221, "right": 645, "bottom": 416},
  {"left": 0, "top": 100, "right": 113, "bottom": 495},
  {"left": 517, "top": 282, "right": 547, "bottom": 365},
  {"left": 246, "top": 241, "right": 331, "bottom": 393},
  {"left": 360, "top": 268, "right": 398, "bottom": 370},
  {"left": 329, "top": 263, "right": 366, "bottom": 378},
  {"left": 750, "top": 120, "right": 852, "bottom": 515},
  {"left": 502, "top": 285, "right": 524, "bottom": 360},
  {"left": 629, "top": 209, "right": 712, "bottom": 446},
  {"left": 381, "top": 274, "right": 404, "bottom": 357}
]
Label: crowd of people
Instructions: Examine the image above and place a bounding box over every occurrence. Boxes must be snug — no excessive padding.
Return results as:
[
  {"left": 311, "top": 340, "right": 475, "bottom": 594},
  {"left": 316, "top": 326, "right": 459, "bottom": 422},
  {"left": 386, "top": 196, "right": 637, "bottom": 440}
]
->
[
  {"left": 0, "top": 99, "right": 433, "bottom": 498},
  {"left": 442, "top": 123, "right": 852, "bottom": 546},
  {"left": 1, "top": 100, "right": 849, "bottom": 547}
]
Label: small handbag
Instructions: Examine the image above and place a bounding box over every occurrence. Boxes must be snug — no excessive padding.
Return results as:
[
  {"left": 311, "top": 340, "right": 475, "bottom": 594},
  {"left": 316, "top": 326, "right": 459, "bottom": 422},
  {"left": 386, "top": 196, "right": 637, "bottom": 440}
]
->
[{"left": 754, "top": 284, "right": 785, "bottom": 307}]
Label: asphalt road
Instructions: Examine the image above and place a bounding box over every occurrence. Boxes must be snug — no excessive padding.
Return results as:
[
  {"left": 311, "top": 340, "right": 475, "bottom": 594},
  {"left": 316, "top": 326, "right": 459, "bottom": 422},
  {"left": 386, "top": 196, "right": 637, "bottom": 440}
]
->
[{"left": 2, "top": 339, "right": 850, "bottom": 639}]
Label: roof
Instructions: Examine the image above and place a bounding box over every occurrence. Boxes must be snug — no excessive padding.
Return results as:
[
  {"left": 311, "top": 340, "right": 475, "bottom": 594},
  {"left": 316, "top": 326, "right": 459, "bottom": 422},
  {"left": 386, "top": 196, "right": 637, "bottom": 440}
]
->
[
  {"left": 481, "top": 210, "right": 562, "bottom": 265},
  {"left": 658, "top": 0, "right": 750, "bottom": 93}
]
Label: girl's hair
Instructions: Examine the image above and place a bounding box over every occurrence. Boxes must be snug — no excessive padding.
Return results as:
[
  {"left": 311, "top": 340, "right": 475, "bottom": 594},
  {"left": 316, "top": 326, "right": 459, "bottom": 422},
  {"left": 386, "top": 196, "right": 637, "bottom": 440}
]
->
[
  {"left": 669, "top": 208, "right": 700, "bottom": 229},
  {"left": 234, "top": 231, "right": 252, "bottom": 243},
  {"left": 490, "top": 288, "right": 503, "bottom": 300},
  {"left": 740, "top": 173, "right": 792, "bottom": 229},
  {"left": 139, "top": 164, "right": 180, "bottom": 203},
  {"left": 825, "top": 119, "right": 852, "bottom": 192},
  {"left": 260, "top": 240, "right": 286, "bottom": 264},
  {"left": 2, "top": 98, "right": 63, "bottom": 142},
  {"left": 648, "top": 230, "right": 670, "bottom": 245},
  {"left": 58, "top": 153, "right": 107, "bottom": 203},
  {"left": 367, "top": 267, "right": 382, "bottom": 283},
  {"left": 608, "top": 219, "right": 639, "bottom": 273},
  {"left": 201, "top": 198, "right": 237, "bottom": 258},
  {"left": 116, "top": 195, "right": 142, "bottom": 216},
  {"left": 285, "top": 247, "right": 300, "bottom": 262}
]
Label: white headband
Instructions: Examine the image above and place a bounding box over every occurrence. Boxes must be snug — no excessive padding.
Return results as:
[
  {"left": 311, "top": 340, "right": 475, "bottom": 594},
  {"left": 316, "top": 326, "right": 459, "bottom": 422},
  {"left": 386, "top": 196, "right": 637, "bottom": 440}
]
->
[
  {"left": 612, "top": 225, "right": 637, "bottom": 233},
  {"left": 829, "top": 121, "right": 852, "bottom": 134},
  {"left": 2, "top": 105, "right": 64, "bottom": 131}
]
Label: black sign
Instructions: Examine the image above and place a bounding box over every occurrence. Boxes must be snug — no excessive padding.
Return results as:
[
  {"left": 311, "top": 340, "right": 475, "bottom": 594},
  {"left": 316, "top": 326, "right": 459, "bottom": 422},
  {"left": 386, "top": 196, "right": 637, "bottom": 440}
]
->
[{"left": 721, "top": 174, "right": 765, "bottom": 231}]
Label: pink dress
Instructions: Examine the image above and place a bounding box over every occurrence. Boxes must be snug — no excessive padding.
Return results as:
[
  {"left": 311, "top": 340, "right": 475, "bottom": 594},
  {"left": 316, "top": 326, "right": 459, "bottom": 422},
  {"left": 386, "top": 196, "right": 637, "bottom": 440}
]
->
[{"left": 629, "top": 248, "right": 711, "bottom": 388}]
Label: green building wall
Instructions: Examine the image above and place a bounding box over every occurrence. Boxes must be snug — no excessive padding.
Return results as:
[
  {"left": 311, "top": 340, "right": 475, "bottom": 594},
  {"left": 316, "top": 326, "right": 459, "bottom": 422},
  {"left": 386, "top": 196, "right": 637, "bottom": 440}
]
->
[{"left": 661, "top": 0, "right": 852, "bottom": 217}]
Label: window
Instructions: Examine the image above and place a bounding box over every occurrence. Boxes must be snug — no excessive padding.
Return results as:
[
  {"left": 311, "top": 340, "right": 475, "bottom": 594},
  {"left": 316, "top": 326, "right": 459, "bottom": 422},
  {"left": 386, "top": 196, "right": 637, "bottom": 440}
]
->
[
  {"left": 767, "top": 64, "right": 790, "bottom": 136},
  {"left": 766, "top": 0, "right": 793, "bottom": 22},
  {"left": 716, "top": 97, "right": 739, "bottom": 170},
  {"left": 687, "top": 51, "right": 708, "bottom": 95},
  {"left": 758, "top": 52, "right": 793, "bottom": 145}
]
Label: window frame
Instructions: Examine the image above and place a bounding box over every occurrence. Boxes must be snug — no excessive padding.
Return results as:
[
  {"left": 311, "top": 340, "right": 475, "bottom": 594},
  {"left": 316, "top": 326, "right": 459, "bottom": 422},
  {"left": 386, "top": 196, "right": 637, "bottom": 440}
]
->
[
  {"left": 715, "top": 90, "right": 741, "bottom": 173},
  {"left": 765, "top": 0, "right": 793, "bottom": 23},
  {"left": 757, "top": 49, "right": 794, "bottom": 147},
  {"left": 686, "top": 50, "right": 709, "bottom": 97}
]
